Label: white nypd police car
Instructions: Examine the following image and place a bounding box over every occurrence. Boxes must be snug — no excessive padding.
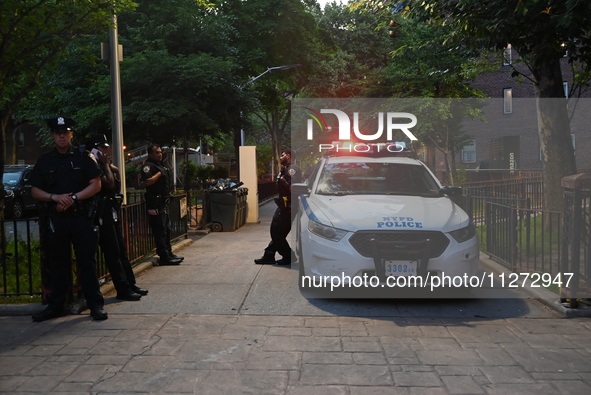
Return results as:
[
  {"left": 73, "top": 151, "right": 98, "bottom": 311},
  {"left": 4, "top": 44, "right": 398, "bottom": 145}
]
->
[{"left": 293, "top": 146, "right": 479, "bottom": 293}]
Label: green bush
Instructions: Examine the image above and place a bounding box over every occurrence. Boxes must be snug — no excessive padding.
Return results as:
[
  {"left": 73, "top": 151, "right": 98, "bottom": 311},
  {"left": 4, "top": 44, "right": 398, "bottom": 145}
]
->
[
  {"left": 126, "top": 164, "right": 142, "bottom": 186},
  {"left": 2, "top": 238, "right": 42, "bottom": 297},
  {"left": 179, "top": 160, "right": 200, "bottom": 188}
]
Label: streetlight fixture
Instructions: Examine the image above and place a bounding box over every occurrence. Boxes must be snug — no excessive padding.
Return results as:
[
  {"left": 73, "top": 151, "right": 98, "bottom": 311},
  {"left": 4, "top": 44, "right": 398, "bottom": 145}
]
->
[
  {"left": 238, "top": 64, "right": 301, "bottom": 147},
  {"left": 240, "top": 64, "right": 302, "bottom": 90},
  {"left": 235, "top": 64, "right": 301, "bottom": 182}
]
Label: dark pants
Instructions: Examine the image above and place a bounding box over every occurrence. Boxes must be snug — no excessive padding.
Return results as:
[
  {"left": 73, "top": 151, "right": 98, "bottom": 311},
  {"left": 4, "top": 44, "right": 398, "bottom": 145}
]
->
[
  {"left": 264, "top": 207, "right": 292, "bottom": 258},
  {"left": 149, "top": 207, "right": 173, "bottom": 259},
  {"left": 46, "top": 214, "right": 103, "bottom": 310},
  {"left": 97, "top": 203, "right": 134, "bottom": 292},
  {"left": 113, "top": 209, "right": 136, "bottom": 286}
]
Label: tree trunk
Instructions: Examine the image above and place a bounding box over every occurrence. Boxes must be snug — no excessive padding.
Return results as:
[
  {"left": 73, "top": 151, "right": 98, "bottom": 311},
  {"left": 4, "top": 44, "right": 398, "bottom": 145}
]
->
[{"left": 532, "top": 58, "right": 577, "bottom": 212}]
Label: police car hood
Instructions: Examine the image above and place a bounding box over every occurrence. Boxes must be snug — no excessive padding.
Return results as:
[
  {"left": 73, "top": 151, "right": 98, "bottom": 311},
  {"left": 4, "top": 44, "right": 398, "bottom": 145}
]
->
[{"left": 307, "top": 194, "right": 469, "bottom": 232}]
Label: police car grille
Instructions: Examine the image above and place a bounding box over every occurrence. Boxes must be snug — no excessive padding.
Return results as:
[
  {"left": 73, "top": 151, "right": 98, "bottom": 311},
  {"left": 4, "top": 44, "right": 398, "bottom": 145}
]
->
[{"left": 349, "top": 231, "right": 450, "bottom": 258}]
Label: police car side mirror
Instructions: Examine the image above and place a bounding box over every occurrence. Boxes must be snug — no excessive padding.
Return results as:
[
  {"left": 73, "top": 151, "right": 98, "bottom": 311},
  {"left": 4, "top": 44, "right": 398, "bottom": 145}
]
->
[
  {"left": 440, "top": 186, "right": 463, "bottom": 197},
  {"left": 292, "top": 183, "right": 310, "bottom": 197}
]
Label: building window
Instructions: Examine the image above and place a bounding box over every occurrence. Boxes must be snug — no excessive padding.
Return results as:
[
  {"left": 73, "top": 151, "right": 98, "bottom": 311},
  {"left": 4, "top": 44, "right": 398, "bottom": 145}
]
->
[
  {"left": 503, "top": 88, "right": 513, "bottom": 114},
  {"left": 18, "top": 131, "right": 25, "bottom": 147},
  {"left": 563, "top": 81, "right": 569, "bottom": 98},
  {"left": 503, "top": 44, "right": 512, "bottom": 65},
  {"left": 461, "top": 140, "right": 476, "bottom": 163}
]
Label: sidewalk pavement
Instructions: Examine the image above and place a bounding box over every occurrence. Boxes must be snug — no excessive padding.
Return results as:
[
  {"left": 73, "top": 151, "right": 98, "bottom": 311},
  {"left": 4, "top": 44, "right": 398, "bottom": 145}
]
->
[{"left": 1, "top": 202, "right": 591, "bottom": 394}]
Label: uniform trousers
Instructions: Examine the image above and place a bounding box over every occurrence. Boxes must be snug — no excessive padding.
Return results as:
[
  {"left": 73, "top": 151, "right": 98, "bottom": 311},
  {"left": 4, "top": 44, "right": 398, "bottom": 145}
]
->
[
  {"left": 97, "top": 202, "right": 134, "bottom": 292},
  {"left": 148, "top": 207, "right": 173, "bottom": 259},
  {"left": 46, "top": 214, "right": 104, "bottom": 310},
  {"left": 113, "top": 208, "right": 136, "bottom": 286},
  {"left": 264, "top": 207, "right": 292, "bottom": 258}
]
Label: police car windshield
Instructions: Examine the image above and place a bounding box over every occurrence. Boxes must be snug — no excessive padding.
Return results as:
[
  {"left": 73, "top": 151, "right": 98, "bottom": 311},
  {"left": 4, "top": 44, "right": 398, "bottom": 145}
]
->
[{"left": 315, "top": 162, "right": 441, "bottom": 197}]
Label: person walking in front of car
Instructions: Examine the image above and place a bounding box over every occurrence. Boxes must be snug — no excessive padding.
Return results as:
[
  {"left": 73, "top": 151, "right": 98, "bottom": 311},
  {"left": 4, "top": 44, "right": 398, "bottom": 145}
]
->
[
  {"left": 141, "top": 144, "right": 183, "bottom": 265},
  {"left": 29, "top": 117, "right": 108, "bottom": 322},
  {"left": 88, "top": 134, "right": 146, "bottom": 301},
  {"left": 255, "top": 148, "right": 301, "bottom": 265}
]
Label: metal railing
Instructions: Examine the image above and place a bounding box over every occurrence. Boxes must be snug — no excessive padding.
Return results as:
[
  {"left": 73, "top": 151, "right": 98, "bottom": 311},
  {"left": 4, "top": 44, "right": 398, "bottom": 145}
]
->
[
  {"left": 561, "top": 175, "right": 591, "bottom": 305},
  {"left": 459, "top": 175, "right": 564, "bottom": 277},
  {"left": 1, "top": 217, "right": 41, "bottom": 296},
  {"left": 481, "top": 202, "right": 562, "bottom": 275},
  {"left": 1, "top": 193, "right": 188, "bottom": 297}
]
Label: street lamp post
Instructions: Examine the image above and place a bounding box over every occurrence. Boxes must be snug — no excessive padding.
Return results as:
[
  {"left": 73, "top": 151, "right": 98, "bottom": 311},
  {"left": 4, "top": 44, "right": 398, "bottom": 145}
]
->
[
  {"left": 236, "top": 64, "right": 301, "bottom": 178},
  {"left": 108, "top": 14, "right": 126, "bottom": 203}
]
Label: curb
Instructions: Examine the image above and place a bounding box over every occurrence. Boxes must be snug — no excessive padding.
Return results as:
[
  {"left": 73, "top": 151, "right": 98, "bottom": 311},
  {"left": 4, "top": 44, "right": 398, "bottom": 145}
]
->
[
  {"left": 0, "top": 238, "right": 194, "bottom": 317},
  {"left": 479, "top": 252, "right": 591, "bottom": 318}
]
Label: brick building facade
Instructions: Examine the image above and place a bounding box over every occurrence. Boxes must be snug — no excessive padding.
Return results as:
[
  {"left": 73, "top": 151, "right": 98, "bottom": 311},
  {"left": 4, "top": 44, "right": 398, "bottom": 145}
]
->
[{"left": 425, "top": 47, "right": 591, "bottom": 180}]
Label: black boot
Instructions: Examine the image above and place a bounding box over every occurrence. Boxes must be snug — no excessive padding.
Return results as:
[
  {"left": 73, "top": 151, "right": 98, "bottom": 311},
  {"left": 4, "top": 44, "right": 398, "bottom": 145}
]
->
[
  {"left": 275, "top": 257, "right": 291, "bottom": 265},
  {"left": 254, "top": 251, "right": 276, "bottom": 265},
  {"left": 130, "top": 285, "right": 149, "bottom": 296},
  {"left": 168, "top": 250, "right": 184, "bottom": 261},
  {"left": 116, "top": 288, "right": 142, "bottom": 301},
  {"left": 159, "top": 255, "right": 182, "bottom": 265},
  {"left": 32, "top": 307, "right": 68, "bottom": 322},
  {"left": 90, "top": 307, "right": 108, "bottom": 320}
]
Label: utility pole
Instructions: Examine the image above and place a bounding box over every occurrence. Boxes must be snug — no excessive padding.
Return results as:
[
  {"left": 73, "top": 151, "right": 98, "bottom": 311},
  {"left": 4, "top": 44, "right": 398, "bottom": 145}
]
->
[{"left": 108, "top": 14, "right": 126, "bottom": 203}]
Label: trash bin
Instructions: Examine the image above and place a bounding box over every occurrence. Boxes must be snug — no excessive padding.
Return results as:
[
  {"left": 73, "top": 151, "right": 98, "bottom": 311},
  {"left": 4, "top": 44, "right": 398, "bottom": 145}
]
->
[{"left": 208, "top": 190, "right": 239, "bottom": 232}]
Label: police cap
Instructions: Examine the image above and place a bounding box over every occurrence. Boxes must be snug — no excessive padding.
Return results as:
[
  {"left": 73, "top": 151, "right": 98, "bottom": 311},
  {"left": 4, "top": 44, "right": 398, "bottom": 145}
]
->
[
  {"left": 47, "top": 117, "right": 76, "bottom": 132},
  {"left": 88, "top": 134, "right": 110, "bottom": 148}
]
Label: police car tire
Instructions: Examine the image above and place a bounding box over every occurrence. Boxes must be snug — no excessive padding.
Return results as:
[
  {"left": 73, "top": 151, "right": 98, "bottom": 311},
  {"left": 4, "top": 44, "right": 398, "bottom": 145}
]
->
[{"left": 211, "top": 222, "right": 223, "bottom": 232}]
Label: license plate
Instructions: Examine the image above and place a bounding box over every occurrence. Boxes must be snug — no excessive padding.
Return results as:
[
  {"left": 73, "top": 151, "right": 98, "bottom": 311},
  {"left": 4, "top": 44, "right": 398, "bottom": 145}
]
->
[{"left": 384, "top": 261, "right": 418, "bottom": 277}]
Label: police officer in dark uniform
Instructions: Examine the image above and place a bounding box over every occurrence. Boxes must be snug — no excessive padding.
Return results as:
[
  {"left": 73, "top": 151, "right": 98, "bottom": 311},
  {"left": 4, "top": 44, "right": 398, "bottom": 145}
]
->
[
  {"left": 30, "top": 117, "right": 108, "bottom": 321},
  {"left": 88, "top": 134, "right": 144, "bottom": 301},
  {"left": 141, "top": 144, "right": 184, "bottom": 265},
  {"left": 255, "top": 148, "right": 301, "bottom": 265}
]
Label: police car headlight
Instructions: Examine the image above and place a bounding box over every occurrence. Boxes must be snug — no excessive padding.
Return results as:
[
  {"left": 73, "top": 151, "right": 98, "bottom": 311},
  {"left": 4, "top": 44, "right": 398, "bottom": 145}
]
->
[
  {"left": 449, "top": 221, "right": 476, "bottom": 243},
  {"left": 308, "top": 219, "right": 347, "bottom": 242}
]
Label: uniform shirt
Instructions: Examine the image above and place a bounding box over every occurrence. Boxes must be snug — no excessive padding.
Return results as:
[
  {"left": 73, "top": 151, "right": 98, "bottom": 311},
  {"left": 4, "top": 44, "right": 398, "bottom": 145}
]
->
[
  {"left": 29, "top": 145, "right": 101, "bottom": 199},
  {"left": 277, "top": 162, "right": 301, "bottom": 206},
  {"left": 140, "top": 157, "right": 172, "bottom": 196}
]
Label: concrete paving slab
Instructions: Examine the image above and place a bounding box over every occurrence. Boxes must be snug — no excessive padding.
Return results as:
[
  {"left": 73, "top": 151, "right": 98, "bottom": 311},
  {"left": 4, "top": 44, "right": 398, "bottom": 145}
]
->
[{"left": 2, "top": 201, "right": 591, "bottom": 394}]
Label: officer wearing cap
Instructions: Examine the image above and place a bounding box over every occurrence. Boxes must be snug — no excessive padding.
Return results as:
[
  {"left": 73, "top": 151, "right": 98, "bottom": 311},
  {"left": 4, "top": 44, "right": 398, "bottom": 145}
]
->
[
  {"left": 255, "top": 148, "right": 301, "bottom": 265},
  {"left": 141, "top": 144, "right": 183, "bottom": 265},
  {"left": 29, "top": 117, "right": 108, "bottom": 321},
  {"left": 88, "top": 134, "right": 146, "bottom": 301}
]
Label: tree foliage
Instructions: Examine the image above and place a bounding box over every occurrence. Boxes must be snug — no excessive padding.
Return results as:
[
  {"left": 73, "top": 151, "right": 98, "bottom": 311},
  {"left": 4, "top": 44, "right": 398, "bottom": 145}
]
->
[
  {"left": 403, "top": 0, "right": 591, "bottom": 210},
  {"left": 0, "top": 0, "right": 136, "bottom": 212}
]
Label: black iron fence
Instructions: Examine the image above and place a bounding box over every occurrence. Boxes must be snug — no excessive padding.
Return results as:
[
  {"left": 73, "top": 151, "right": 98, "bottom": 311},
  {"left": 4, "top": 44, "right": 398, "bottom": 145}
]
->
[
  {"left": 459, "top": 173, "right": 563, "bottom": 276},
  {"left": 459, "top": 173, "right": 590, "bottom": 306},
  {"left": 560, "top": 174, "right": 591, "bottom": 306},
  {"left": 1, "top": 193, "right": 188, "bottom": 297}
]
